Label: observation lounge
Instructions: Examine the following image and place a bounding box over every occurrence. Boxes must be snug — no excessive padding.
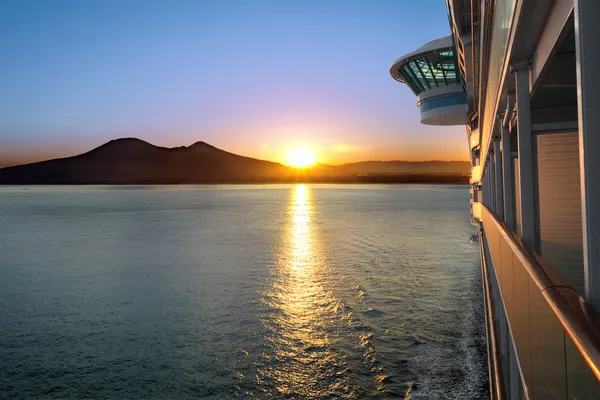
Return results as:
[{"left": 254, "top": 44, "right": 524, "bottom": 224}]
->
[{"left": 390, "top": 36, "right": 467, "bottom": 126}]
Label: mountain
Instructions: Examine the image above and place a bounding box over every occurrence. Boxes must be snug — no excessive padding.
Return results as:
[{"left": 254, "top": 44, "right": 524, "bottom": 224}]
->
[
  {"left": 0, "top": 138, "right": 296, "bottom": 184},
  {"left": 0, "top": 138, "right": 469, "bottom": 184}
]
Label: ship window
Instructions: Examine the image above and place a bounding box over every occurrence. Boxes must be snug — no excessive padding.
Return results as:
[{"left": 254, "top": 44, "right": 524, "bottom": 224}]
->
[
  {"left": 425, "top": 57, "right": 442, "bottom": 86},
  {"left": 402, "top": 65, "right": 425, "bottom": 94},
  {"left": 400, "top": 69, "right": 422, "bottom": 95},
  {"left": 408, "top": 61, "right": 430, "bottom": 90},
  {"left": 396, "top": 46, "right": 461, "bottom": 94},
  {"left": 417, "top": 59, "right": 438, "bottom": 88}
]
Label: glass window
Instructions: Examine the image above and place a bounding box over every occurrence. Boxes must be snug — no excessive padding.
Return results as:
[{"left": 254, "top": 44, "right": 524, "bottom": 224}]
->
[
  {"left": 427, "top": 54, "right": 448, "bottom": 84},
  {"left": 397, "top": 46, "right": 461, "bottom": 94},
  {"left": 409, "top": 61, "right": 431, "bottom": 89},
  {"left": 417, "top": 59, "right": 438, "bottom": 88},
  {"left": 402, "top": 65, "right": 425, "bottom": 94},
  {"left": 433, "top": 50, "right": 458, "bottom": 84}
]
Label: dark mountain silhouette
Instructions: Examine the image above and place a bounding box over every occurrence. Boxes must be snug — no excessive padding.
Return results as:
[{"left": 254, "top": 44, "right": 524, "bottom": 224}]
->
[
  {"left": 0, "top": 138, "right": 295, "bottom": 184},
  {"left": 0, "top": 138, "right": 469, "bottom": 184}
]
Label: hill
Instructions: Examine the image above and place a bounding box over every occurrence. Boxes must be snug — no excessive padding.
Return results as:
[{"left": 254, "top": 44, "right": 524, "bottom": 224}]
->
[
  {"left": 0, "top": 138, "right": 296, "bottom": 184},
  {"left": 0, "top": 138, "right": 469, "bottom": 184}
]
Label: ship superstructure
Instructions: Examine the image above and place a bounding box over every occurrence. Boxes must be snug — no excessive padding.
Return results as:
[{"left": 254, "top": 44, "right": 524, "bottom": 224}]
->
[{"left": 390, "top": 1, "right": 600, "bottom": 398}]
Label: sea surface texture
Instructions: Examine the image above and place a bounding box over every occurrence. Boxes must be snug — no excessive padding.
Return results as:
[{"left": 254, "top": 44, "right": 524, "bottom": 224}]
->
[{"left": 0, "top": 185, "right": 488, "bottom": 399}]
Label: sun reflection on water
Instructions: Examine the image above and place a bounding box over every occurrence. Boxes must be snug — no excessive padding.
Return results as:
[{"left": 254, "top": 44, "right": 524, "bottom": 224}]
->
[{"left": 258, "top": 184, "right": 354, "bottom": 399}]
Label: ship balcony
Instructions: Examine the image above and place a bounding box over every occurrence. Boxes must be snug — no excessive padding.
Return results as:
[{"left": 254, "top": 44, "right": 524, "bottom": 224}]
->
[
  {"left": 470, "top": 165, "right": 481, "bottom": 184},
  {"left": 471, "top": 201, "right": 482, "bottom": 221},
  {"left": 480, "top": 205, "right": 600, "bottom": 397},
  {"left": 469, "top": 128, "right": 480, "bottom": 150},
  {"left": 390, "top": 36, "right": 467, "bottom": 126}
]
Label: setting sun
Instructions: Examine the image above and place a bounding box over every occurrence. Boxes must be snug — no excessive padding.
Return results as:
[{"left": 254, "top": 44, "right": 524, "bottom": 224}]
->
[{"left": 285, "top": 148, "right": 316, "bottom": 168}]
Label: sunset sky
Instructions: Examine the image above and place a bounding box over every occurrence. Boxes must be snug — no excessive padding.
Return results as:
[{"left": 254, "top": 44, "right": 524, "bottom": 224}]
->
[{"left": 0, "top": 0, "right": 467, "bottom": 167}]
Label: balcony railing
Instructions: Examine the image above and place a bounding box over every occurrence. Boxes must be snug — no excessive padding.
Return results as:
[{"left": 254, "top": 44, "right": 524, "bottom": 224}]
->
[{"left": 480, "top": 205, "right": 600, "bottom": 398}]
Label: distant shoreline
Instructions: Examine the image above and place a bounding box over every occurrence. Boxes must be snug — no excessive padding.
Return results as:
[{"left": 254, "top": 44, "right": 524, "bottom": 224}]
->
[
  {"left": 0, "top": 138, "right": 470, "bottom": 185},
  {"left": 0, "top": 177, "right": 469, "bottom": 186}
]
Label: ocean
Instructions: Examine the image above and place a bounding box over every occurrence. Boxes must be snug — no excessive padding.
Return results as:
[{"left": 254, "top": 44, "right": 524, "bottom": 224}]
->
[{"left": 0, "top": 184, "right": 488, "bottom": 399}]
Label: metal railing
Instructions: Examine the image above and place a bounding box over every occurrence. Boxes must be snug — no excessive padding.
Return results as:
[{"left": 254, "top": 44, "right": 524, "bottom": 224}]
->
[
  {"left": 480, "top": 204, "right": 600, "bottom": 398},
  {"left": 480, "top": 238, "right": 507, "bottom": 399}
]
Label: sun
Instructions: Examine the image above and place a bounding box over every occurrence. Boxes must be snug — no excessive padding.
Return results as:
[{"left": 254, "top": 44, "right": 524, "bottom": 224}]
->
[{"left": 286, "top": 148, "right": 316, "bottom": 168}]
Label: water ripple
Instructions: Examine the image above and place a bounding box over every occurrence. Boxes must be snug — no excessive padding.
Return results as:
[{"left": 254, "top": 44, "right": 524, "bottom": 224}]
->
[{"left": 0, "top": 184, "right": 487, "bottom": 399}]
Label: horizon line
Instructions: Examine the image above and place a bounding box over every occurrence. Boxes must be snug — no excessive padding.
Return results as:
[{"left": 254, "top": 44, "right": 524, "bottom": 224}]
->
[{"left": 0, "top": 136, "right": 470, "bottom": 169}]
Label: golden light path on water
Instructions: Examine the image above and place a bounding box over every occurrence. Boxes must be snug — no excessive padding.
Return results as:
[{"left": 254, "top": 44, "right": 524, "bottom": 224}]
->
[{"left": 258, "top": 184, "right": 357, "bottom": 399}]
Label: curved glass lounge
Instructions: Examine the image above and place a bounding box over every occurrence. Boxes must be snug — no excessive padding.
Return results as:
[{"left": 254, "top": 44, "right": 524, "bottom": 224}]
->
[{"left": 390, "top": 36, "right": 467, "bottom": 125}]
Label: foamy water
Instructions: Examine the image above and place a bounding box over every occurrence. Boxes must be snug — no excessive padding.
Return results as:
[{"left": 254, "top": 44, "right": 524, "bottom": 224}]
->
[{"left": 0, "top": 184, "right": 488, "bottom": 399}]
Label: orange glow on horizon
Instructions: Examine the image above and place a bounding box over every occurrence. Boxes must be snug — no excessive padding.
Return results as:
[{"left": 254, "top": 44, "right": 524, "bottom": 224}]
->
[{"left": 0, "top": 131, "right": 471, "bottom": 168}]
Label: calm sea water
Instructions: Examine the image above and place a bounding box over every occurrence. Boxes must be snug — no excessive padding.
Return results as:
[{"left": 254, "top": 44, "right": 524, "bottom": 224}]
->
[{"left": 0, "top": 185, "right": 488, "bottom": 399}]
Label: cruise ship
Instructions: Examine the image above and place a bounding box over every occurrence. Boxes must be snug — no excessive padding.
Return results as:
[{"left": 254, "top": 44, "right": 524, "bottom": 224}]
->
[{"left": 390, "top": 1, "right": 600, "bottom": 398}]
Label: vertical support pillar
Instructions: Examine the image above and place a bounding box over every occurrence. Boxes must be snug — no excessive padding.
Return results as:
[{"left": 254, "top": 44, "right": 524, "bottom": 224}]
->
[
  {"left": 489, "top": 155, "right": 496, "bottom": 213},
  {"left": 575, "top": 0, "right": 600, "bottom": 308},
  {"left": 501, "top": 121, "right": 515, "bottom": 229},
  {"left": 487, "top": 176, "right": 491, "bottom": 208},
  {"left": 486, "top": 170, "right": 490, "bottom": 207},
  {"left": 481, "top": 174, "right": 490, "bottom": 208},
  {"left": 482, "top": 174, "right": 486, "bottom": 206},
  {"left": 494, "top": 139, "right": 504, "bottom": 221},
  {"left": 512, "top": 63, "right": 535, "bottom": 248}
]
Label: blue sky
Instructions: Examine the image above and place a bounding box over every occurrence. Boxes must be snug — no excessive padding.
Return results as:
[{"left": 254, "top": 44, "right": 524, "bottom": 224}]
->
[{"left": 0, "top": 0, "right": 466, "bottom": 165}]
